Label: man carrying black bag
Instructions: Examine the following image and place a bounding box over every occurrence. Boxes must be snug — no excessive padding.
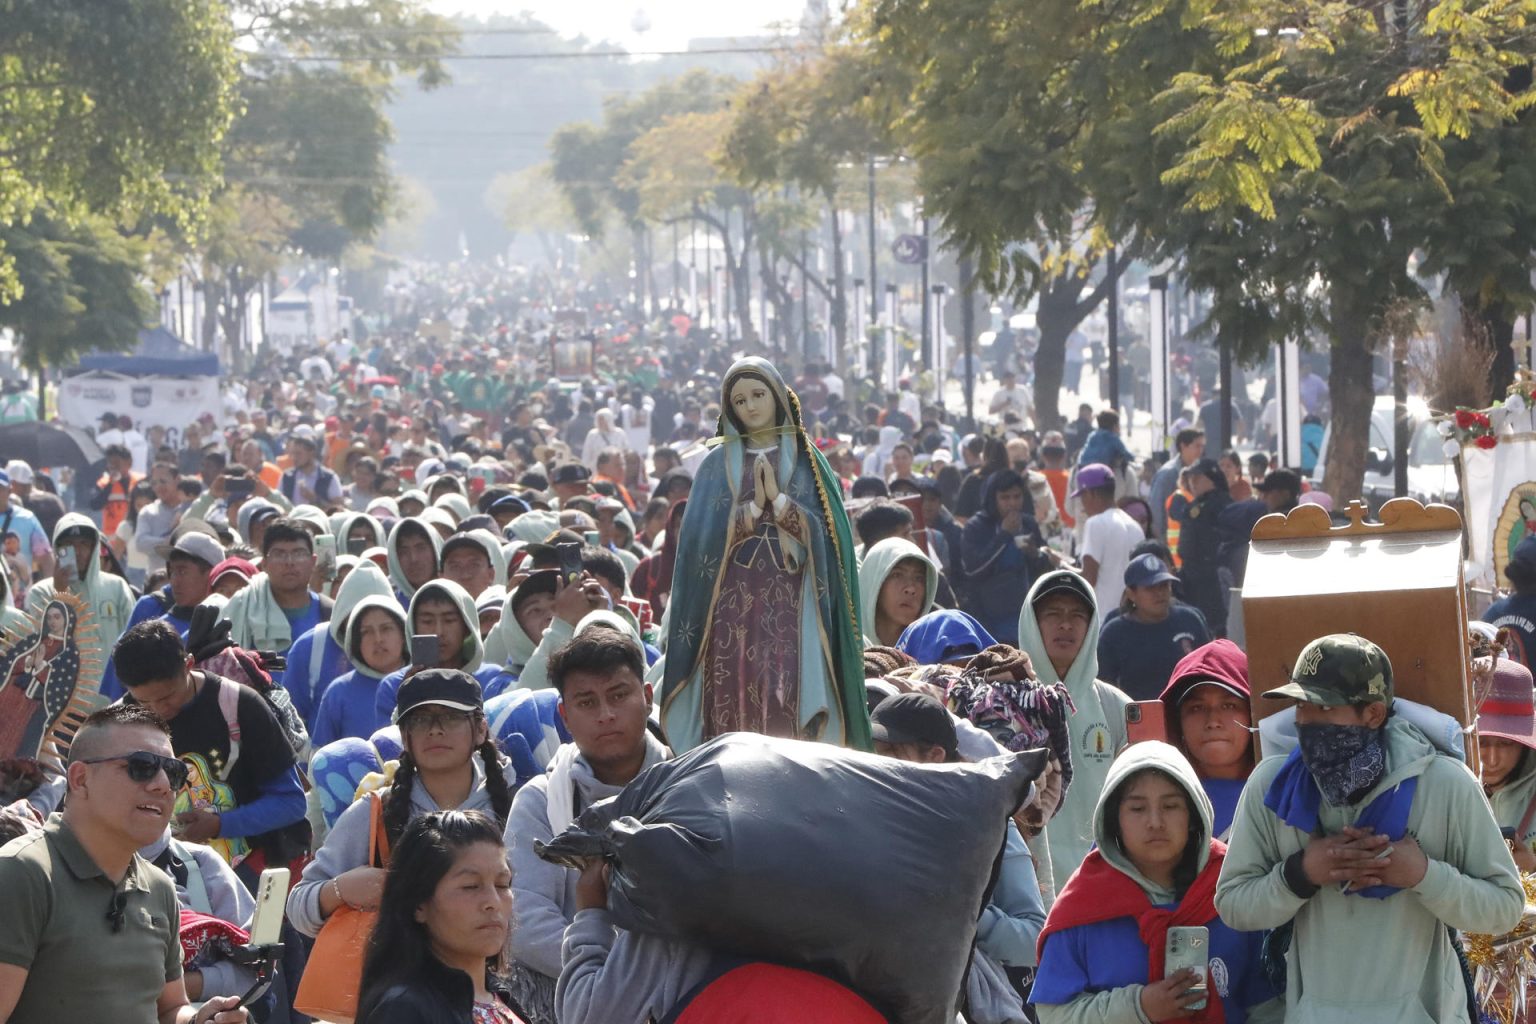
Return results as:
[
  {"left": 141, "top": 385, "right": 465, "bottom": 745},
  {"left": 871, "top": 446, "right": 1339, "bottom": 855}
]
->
[{"left": 544, "top": 731, "right": 1047, "bottom": 1024}]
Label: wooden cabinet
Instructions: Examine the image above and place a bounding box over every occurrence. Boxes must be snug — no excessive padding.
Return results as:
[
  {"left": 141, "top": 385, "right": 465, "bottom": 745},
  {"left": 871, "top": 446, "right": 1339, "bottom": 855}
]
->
[{"left": 1241, "top": 498, "right": 1473, "bottom": 764}]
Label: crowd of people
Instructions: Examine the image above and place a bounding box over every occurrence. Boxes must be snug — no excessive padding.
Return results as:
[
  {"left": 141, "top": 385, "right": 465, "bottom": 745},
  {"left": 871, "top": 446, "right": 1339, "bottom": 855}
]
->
[{"left": 0, "top": 277, "right": 1527, "bottom": 1024}]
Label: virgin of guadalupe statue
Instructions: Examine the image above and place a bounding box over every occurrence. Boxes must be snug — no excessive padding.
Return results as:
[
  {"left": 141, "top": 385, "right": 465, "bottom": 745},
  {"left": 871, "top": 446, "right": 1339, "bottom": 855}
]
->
[
  {"left": 661, "top": 357, "right": 870, "bottom": 752},
  {"left": 0, "top": 600, "right": 84, "bottom": 760}
]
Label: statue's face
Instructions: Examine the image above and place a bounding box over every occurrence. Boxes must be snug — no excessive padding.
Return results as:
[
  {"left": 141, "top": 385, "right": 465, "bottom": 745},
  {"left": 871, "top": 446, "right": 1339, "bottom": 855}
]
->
[
  {"left": 729, "top": 377, "right": 777, "bottom": 433},
  {"left": 45, "top": 606, "right": 65, "bottom": 634}
]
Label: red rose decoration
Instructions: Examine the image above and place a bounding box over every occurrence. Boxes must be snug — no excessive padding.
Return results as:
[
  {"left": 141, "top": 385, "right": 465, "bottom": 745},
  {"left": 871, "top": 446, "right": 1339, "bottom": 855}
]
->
[
  {"left": 1473, "top": 412, "right": 1492, "bottom": 428},
  {"left": 1455, "top": 409, "right": 1476, "bottom": 429},
  {"left": 1476, "top": 434, "right": 1498, "bottom": 449}
]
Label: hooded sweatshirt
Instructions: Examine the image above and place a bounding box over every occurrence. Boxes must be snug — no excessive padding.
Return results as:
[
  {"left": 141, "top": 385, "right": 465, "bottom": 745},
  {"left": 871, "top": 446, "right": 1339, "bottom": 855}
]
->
[
  {"left": 483, "top": 574, "right": 547, "bottom": 679},
  {"left": 1485, "top": 746, "right": 1536, "bottom": 854},
  {"left": 1216, "top": 715, "right": 1524, "bottom": 1024},
  {"left": 1034, "top": 742, "right": 1278, "bottom": 1024},
  {"left": 446, "top": 528, "right": 509, "bottom": 595},
  {"left": 961, "top": 471, "right": 1048, "bottom": 645},
  {"left": 507, "top": 730, "right": 672, "bottom": 980},
  {"left": 27, "top": 512, "right": 135, "bottom": 694},
  {"left": 335, "top": 512, "right": 387, "bottom": 557},
  {"left": 513, "top": 604, "right": 646, "bottom": 694},
  {"left": 857, "top": 538, "right": 940, "bottom": 648},
  {"left": 1018, "top": 570, "right": 1131, "bottom": 889},
  {"left": 286, "top": 751, "right": 517, "bottom": 938},
  {"left": 371, "top": 579, "right": 504, "bottom": 730},
  {"left": 896, "top": 609, "right": 998, "bottom": 666},
  {"left": 386, "top": 517, "right": 443, "bottom": 604},
  {"left": 282, "top": 562, "right": 393, "bottom": 730},
  {"left": 311, "top": 593, "right": 409, "bottom": 749},
  {"left": 1160, "top": 640, "right": 1252, "bottom": 838}
]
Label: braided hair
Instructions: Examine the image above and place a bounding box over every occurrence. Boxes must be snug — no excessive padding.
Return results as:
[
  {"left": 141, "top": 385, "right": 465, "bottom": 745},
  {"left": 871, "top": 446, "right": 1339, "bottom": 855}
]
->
[
  {"left": 477, "top": 733, "right": 513, "bottom": 830},
  {"left": 382, "top": 750, "right": 418, "bottom": 847},
  {"left": 382, "top": 712, "right": 512, "bottom": 845}
]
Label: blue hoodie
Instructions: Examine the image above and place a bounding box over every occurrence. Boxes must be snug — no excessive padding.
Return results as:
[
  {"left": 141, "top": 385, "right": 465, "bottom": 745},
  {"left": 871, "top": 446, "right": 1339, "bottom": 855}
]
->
[
  {"left": 896, "top": 609, "right": 998, "bottom": 665},
  {"left": 1033, "top": 743, "right": 1277, "bottom": 1024}
]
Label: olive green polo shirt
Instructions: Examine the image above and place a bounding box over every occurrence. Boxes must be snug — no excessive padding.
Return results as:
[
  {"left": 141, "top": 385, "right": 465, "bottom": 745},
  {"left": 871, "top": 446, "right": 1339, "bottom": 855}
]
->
[{"left": 0, "top": 815, "right": 182, "bottom": 1024}]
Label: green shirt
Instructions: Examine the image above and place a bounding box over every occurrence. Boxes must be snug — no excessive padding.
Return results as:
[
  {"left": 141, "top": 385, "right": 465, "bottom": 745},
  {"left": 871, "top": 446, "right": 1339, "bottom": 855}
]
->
[{"left": 0, "top": 816, "right": 182, "bottom": 1024}]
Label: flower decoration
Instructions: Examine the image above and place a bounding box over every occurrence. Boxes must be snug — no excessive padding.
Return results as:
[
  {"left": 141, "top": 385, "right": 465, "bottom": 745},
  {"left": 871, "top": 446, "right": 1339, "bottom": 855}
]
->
[{"left": 1445, "top": 406, "right": 1497, "bottom": 451}]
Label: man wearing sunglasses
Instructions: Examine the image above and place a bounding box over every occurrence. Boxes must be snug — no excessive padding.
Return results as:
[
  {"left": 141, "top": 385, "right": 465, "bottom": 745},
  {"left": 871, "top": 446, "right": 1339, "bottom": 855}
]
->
[{"left": 0, "top": 703, "right": 248, "bottom": 1023}]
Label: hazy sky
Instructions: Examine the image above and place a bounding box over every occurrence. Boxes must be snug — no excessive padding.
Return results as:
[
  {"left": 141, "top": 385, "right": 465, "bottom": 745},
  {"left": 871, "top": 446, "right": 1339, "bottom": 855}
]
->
[{"left": 429, "top": 0, "right": 810, "bottom": 51}]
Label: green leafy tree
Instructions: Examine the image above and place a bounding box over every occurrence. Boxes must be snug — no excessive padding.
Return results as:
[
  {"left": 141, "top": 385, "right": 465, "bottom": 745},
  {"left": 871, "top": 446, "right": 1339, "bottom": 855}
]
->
[
  {"left": 721, "top": 46, "right": 889, "bottom": 369},
  {"left": 866, "top": 0, "right": 1536, "bottom": 496},
  {"left": 549, "top": 70, "right": 740, "bottom": 316},
  {"left": 0, "top": 0, "right": 240, "bottom": 300},
  {"left": 187, "top": 0, "right": 457, "bottom": 359},
  {"left": 0, "top": 212, "right": 154, "bottom": 375}
]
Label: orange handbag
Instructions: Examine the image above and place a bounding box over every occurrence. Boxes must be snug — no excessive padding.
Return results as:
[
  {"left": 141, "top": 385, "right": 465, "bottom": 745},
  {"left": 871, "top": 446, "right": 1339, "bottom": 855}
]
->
[{"left": 293, "top": 793, "right": 391, "bottom": 1023}]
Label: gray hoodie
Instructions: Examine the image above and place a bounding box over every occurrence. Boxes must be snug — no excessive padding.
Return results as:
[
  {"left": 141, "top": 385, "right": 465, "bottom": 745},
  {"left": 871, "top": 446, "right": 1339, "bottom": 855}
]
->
[
  {"left": 506, "top": 734, "right": 671, "bottom": 979},
  {"left": 286, "top": 753, "right": 516, "bottom": 937}
]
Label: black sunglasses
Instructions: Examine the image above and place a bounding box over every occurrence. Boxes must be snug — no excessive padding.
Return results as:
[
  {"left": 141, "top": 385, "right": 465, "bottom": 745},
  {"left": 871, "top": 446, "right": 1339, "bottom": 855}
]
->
[{"left": 78, "top": 751, "right": 189, "bottom": 790}]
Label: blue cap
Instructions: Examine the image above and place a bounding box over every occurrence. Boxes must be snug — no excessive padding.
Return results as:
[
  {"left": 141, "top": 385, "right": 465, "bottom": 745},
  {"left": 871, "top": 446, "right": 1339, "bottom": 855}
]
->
[
  {"left": 1515, "top": 534, "right": 1536, "bottom": 568},
  {"left": 1124, "top": 553, "right": 1179, "bottom": 588},
  {"left": 0, "top": 469, "right": 9, "bottom": 488}
]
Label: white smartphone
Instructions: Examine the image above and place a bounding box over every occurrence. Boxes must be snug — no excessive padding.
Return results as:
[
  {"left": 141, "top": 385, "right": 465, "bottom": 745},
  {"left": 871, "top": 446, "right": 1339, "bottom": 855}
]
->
[{"left": 248, "top": 867, "right": 290, "bottom": 947}]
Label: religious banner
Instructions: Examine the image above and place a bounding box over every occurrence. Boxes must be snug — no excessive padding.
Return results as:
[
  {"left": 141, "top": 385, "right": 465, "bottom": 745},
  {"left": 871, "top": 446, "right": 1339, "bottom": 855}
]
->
[
  {"left": 1452, "top": 388, "right": 1536, "bottom": 588},
  {"left": 0, "top": 592, "right": 107, "bottom": 764}
]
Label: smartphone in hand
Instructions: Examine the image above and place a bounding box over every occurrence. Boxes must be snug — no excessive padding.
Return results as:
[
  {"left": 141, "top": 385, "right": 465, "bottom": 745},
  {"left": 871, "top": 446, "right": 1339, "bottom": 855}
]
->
[{"left": 410, "top": 633, "right": 440, "bottom": 668}]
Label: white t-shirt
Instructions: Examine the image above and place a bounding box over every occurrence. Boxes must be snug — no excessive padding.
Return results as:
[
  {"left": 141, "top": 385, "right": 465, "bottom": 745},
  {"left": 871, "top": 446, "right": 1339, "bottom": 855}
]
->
[{"left": 1080, "top": 507, "right": 1147, "bottom": 616}]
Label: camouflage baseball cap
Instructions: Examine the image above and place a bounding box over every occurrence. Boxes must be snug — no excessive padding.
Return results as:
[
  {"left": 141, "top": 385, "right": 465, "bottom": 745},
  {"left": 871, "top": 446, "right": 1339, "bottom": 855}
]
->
[{"left": 1261, "top": 633, "right": 1394, "bottom": 706}]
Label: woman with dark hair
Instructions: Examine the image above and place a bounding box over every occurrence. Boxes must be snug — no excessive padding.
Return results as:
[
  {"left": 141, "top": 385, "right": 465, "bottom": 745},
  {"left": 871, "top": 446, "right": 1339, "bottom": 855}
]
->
[
  {"left": 1032, "top": 742, "right": 1277, "bottom": 1024},
  {"left": 287, "top": 668, "right": 517, "bottom": 939},
  {"left": 356, "top": 809, "right": 528, "bottom": 1024},
  {"left": 956, "top": 435, "right": 1010, "bottom": 520}
]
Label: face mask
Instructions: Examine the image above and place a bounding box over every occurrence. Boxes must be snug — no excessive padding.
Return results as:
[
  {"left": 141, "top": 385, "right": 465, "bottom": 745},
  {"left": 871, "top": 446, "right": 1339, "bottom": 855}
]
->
[{"left": 1296, "top": 721, "right": 1387, "bottom": 806}]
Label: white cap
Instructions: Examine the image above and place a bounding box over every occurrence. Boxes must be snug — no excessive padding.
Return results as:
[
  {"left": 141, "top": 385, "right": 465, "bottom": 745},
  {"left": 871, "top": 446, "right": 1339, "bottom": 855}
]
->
[{"left": 4, "top": 460, "right": 33, "bottom": 484}]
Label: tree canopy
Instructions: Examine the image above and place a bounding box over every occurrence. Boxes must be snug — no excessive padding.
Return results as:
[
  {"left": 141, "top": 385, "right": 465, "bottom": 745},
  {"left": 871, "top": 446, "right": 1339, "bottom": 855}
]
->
[{"left": 0, "top": 0, "right": 241, "bottom": 300}]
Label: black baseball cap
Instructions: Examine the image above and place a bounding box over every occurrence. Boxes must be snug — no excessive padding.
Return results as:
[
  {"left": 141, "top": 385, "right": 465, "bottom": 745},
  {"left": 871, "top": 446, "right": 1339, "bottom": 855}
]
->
[
  {"left": 394, "top": 668, "right": 483, "bottom": 723},
  {"left": 1031, "top": 571, "right": 1095, "bottom": 612},
  {"left": 869, "top": 693, "right": 958, "bottom": 760},
  {"left": 550, "top": 461, "right": 591, "bottom": 486}
]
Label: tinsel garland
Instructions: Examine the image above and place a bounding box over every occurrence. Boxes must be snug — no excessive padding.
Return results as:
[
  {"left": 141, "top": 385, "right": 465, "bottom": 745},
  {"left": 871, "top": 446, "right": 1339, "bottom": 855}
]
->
[{"left": 1466, "top": 873, "right": 1536, "bottom": 1024}]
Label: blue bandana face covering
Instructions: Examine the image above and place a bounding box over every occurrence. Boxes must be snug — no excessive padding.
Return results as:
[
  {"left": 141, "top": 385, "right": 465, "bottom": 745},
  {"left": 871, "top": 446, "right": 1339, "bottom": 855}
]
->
[{"left": 1296, "top": 722, "right": 1387, "bottom": 806}]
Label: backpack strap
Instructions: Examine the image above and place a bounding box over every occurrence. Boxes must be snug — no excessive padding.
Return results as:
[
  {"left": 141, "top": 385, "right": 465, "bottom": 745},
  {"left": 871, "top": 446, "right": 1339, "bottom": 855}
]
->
[
  {"left": 214, "top": 675, "right": 242, "bottom": 782},
  {"left": 169, "top": 839, "right": 213, "bottom": 915}
]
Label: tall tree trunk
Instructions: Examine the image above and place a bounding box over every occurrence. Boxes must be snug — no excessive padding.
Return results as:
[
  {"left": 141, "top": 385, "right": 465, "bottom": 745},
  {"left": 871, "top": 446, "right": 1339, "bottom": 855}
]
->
[
  {"left": 1035, "top": 274, "right": 1087, "bottom": 431},
  {"left": 1320, "top": 294, "right": 1377, "bottom": 503}
]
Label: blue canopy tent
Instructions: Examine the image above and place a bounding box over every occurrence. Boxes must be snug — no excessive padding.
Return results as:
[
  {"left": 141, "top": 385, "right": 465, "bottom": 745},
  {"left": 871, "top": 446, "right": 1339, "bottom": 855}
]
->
[{"left": 74, "top": 326, "right": 220, "bottom": 377}]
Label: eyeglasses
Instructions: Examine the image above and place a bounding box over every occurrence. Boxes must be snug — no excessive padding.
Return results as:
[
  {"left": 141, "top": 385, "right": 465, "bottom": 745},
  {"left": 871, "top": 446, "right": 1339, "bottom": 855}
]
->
[
  {"left": 402, "top": 709, "right": 474, "bottom": 734},
  {"left": 77, "top": 751, "right": 190, "bottom": 790}
]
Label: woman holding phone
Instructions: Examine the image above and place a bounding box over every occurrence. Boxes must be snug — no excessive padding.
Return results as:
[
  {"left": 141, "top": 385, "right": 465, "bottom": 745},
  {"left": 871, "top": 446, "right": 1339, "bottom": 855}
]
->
[
  {"left": 356, "top": 810, "right": 528, "bottom": 1023},
  {"left": 286, "top": 668, "right": 516, "bottom": 939},
  {"left": 1032, "top": 742, "right": 1279, "bottom": 1024}
]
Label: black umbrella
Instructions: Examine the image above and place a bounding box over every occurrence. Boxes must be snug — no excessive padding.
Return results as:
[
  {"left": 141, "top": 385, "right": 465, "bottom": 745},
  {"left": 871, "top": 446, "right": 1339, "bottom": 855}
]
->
[{"left": 0, "top": 421, "right": 104, "bottom": 472}]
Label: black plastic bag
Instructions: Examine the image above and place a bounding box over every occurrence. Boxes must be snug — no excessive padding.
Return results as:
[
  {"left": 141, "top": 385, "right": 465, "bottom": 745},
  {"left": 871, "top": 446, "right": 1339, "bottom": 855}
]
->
[{"left": 536, "top": 732, "right": 1048, "bottom": 1024}]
